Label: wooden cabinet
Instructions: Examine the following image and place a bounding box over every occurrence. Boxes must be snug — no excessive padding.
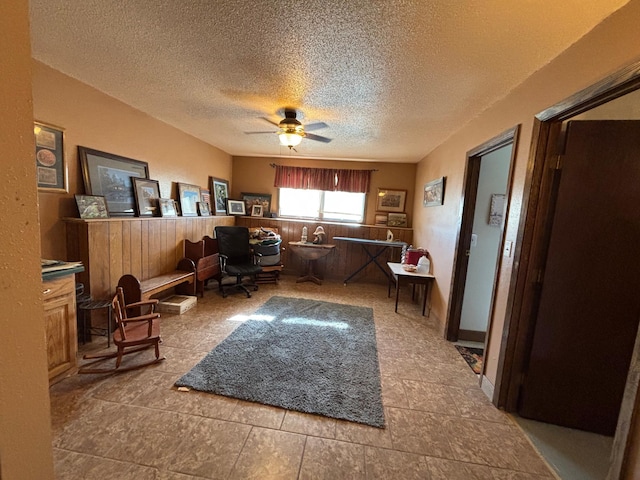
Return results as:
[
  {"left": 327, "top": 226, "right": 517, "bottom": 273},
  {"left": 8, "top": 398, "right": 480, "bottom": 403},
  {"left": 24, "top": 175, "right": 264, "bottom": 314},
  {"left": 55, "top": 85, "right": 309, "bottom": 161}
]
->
[{"left": 43, "top": 274, "right": 78, "bottom": 384}]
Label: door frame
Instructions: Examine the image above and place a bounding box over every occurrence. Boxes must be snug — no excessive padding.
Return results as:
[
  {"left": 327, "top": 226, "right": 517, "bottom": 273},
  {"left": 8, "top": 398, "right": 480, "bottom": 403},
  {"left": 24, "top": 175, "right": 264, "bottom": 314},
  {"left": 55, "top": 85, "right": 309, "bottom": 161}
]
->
[
  {"left": 494, "top": 60, "right": 640, "bottom": 479},
  {"left": 445, "top": 126, "right": 519, "bottom": 346}
]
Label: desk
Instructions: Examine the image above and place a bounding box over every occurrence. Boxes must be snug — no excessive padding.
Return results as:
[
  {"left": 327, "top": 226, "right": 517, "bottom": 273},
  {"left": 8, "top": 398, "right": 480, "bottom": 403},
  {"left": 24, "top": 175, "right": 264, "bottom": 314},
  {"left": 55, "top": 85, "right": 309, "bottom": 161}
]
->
[
  {"left": 288, "top": 242, "right": 336, "bottom": 284},
  {"left": 387, "top": 262, "right": 435, "bottom": 316},
  {"left": 333, "top": 237, "right": 407, "bottom": 284}
]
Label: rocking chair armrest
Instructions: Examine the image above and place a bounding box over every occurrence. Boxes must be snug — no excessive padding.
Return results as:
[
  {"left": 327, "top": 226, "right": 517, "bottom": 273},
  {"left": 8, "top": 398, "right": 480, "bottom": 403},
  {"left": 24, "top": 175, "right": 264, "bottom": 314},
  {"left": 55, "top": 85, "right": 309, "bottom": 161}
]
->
[
  {"left": 124, "top": 299, "right": 159, "bottom": 310},
  {"left": 121, "top": 313, "right": 160, "bottom": 325}
]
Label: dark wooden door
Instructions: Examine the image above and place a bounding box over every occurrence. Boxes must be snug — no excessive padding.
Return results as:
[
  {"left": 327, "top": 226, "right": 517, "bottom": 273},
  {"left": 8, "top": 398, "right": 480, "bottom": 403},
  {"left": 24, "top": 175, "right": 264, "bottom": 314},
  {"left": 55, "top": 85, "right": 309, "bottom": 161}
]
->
[{"left": 518, "top": 120, "right": 640, "bottom": 436}]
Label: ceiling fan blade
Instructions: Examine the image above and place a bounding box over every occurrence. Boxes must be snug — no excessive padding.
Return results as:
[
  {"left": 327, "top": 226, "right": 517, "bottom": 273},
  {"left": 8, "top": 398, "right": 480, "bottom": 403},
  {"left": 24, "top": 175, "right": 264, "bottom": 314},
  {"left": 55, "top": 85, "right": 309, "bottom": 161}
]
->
[
  {"left": 304, "top": 122, "right": 328, "bottom": 132},
  {"left": 244, "top": 131, "right": 276, "bottom": 135},
  {"left": 260, "top": 117, "right": 280, "bottom": 127},
  {"left": 305, "top": 133, "right": 332, "bottom": 143}
]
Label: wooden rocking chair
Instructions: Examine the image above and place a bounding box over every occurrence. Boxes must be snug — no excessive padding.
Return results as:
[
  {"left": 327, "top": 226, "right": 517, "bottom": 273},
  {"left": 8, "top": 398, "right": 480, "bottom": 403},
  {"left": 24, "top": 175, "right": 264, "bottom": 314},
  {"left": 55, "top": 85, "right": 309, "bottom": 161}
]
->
[{"left": 78, "top": 287, "right": 165, "bottom": 374}]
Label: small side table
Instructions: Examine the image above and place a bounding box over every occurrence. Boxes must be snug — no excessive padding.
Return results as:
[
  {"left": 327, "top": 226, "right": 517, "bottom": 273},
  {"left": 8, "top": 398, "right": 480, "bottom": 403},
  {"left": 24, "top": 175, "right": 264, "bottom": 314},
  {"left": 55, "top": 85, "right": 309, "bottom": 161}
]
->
[
  {"left": 78, "top": 299, "right": 113, "bottom": 347},
  {"left": 387, "top": 262, "right": 435, "bottom": 316},
  {"left": 288, "top": 242, "right": 336, "bottom": 285}
]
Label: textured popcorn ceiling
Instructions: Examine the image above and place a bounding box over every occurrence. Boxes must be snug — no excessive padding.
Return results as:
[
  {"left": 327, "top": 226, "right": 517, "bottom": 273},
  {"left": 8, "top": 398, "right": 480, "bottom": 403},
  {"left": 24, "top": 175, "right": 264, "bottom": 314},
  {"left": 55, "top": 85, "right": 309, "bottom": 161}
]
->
[{"left": 30, "top": 0, "right": 628, "bottom": 163}]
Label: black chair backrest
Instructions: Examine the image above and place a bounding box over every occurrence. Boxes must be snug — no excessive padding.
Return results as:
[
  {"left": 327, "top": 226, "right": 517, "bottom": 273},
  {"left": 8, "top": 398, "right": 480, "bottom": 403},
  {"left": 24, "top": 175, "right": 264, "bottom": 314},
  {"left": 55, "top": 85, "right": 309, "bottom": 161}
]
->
[{"left": 214, "top": 226, "right": 252, "bottom": 265}]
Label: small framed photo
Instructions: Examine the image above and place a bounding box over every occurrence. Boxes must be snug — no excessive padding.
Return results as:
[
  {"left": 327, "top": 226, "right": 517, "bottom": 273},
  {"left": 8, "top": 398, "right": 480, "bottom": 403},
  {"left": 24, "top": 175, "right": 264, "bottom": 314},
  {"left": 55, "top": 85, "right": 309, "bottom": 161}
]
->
[
  {"left": 387, "top": 212, "right": 408, "bottom": 227},
  {"left": 489, "top": 193, "right": 506, "bottom": 227},
  {"left": 209, "top": 177, "right": 230, "bottom": 215},
  {"left": 200, "top": 189, "right": 212, "bottom": 213},
  {"left": 424, "top": 176, "right": 446, "bottom": 207},
  {"left": 132, "top": 177, "right": 161, "bottom": 216},
  {"left": 158, "top": 198, "right": 177, "bottom": 217},
  {"left": 197, "top": 201, "right": 211, "bottom": 216},
  {"left": 177, "top": 182, "right": 201, "bottom": 216},
  {"left": 227, "top": 199, "right": 246, "bottom": 216},
  {"left": 75, "top": 194, "right": 109, "bottom": 219},
  {"left": 251, "top": 204, "right": 263, "bottom": 217},
  {"left": 377, "top": 188, "right": 406, "bottom": 213},
  {"left": 374, "top": 213, "right": 388, "bottom": 226},
  {"left": 35, "top": 122, "right": 67, "bottom": 192}
]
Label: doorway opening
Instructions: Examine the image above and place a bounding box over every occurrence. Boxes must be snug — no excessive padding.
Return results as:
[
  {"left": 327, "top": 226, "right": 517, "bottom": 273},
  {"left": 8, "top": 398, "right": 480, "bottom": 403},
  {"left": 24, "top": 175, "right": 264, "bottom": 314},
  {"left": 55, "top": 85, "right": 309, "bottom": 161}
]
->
[
  {"left": 446, "top": 127, "right": 519, "bottom": 364},
  {"left": 495, "top": 62, "right": 640, "bottom": 479}
]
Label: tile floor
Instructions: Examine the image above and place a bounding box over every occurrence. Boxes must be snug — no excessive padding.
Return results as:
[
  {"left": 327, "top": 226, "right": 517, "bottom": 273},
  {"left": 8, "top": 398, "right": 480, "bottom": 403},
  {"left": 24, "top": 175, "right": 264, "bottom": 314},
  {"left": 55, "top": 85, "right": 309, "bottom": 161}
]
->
[
  {"left": 512, "top": 416, "right": 613, "bottom": 480},
  {"left": 51, "top": 276, "right": 557, "bottom": 479}
]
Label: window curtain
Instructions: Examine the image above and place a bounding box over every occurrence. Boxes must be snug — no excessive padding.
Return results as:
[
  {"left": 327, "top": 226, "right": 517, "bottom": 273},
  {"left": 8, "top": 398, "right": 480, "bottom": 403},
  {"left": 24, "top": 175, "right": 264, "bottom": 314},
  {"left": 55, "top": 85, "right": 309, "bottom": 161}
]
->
[{"left": 274, "top": 165, "right": 371, "bottom": 193}]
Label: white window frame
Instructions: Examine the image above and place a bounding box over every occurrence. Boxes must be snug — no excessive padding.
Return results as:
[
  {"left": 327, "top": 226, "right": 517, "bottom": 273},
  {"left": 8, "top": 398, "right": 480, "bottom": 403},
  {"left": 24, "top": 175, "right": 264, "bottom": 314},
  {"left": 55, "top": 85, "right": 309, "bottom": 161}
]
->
[{"left": 278, "top": 188, "right": 365, "bottom": 223}]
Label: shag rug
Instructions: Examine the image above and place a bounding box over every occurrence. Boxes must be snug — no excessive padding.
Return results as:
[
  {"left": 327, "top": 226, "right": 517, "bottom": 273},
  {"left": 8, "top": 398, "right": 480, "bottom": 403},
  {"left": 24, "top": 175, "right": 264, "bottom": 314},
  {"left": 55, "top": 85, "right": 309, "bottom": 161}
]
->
[
  {"left": 455, "top": 345, "right": 484, "bottom": 374},
  {"left": 175, "top": 296, "right": 385, "bottom": 427}
]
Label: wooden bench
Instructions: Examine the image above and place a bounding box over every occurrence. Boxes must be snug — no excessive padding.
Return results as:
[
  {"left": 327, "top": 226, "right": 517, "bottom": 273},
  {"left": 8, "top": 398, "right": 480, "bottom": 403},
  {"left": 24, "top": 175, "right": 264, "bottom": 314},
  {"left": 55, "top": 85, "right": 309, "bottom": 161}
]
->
[
  {"left": 118, "top": 258, "right": 196, "bottom": 306},
  {"left": 183, "top": 236, "right": 221, "bottom": 297}
]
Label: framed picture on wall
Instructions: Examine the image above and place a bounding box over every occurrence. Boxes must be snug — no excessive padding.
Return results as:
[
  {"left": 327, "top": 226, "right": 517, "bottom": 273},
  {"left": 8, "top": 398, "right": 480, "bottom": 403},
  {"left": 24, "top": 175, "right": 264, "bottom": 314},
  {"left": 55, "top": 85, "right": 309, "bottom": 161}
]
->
[
  {"left": 158, "top": 198, "right": 177, "bottom": 217},
  {"left": 374, "top": 213, "right": 388, "bottom": 226},
  {"left": 132, "top": 178, "right": 160, "bottom": 216},
  {"left": 177, "top": 182, "right": 201, "bottom": 216},
  {"left": 209, "top": 176, "right": 229, "bottom": 215},
  {"left": 74, "top": 194, "right": 109, "bottom": 219},
  {"left": 251, "top": 204, "right": 263, "bottom": 217},
  {"left": 376, "top": 188, "right": 406, "bottom": 212},
  {"left": 227, "top": 199, "right": 246, "bottom": 215},
  {"left": 489, "top": 193, "right": 506, "bottom": 227},
  {"left": 241, "top": 192, "right": 271, "bottom": 217},
  {"left": 200, "top": 188, "right": 211, "bottom": 212},
  {"left": 387, "top": 212, "right": 408, "bottom": 227},
  {"left": 423, "top": 176, "right": 446, "bottom": 207},
  {"left": 78, "top": 146, "right": 149, "bottom": 216},
  {"left": 197, "top": 201, "right": 211, "bottom": 216},
  {"left": 35, "top": 121, "right": 67, "bottom": 192}
]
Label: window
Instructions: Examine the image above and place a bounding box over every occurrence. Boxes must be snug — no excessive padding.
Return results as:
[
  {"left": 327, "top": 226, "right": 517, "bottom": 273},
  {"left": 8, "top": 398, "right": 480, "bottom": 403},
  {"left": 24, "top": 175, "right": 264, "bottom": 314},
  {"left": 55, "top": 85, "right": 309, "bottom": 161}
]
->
[{"left": 279, "top": 188, "right": 365, "bottom": 223}]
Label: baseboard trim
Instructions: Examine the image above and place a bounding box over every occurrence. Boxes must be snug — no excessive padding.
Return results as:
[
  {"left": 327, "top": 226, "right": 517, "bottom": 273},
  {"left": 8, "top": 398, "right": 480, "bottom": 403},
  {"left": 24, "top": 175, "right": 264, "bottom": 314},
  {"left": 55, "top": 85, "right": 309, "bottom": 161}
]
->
[
  {"left": 458, "top": 329, "right": 486, "bottom": 343},
  {"left": 481, "top": 375, "right": 495, "bottom": 403}
]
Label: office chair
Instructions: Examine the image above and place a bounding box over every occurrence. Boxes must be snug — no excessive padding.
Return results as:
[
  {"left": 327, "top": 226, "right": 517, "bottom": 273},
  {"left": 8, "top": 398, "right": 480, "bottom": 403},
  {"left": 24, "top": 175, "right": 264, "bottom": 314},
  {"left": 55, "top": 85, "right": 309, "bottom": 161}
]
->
[{"left": 214, "top": 226, "right": 263, "bottom": 298}]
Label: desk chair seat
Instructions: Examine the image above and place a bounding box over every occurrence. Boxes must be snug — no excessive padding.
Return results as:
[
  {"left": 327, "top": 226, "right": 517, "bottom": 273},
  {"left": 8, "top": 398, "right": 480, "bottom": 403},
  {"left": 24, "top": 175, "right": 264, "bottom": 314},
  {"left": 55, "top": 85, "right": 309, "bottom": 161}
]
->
[{"left": 215, "top": 226, "right": 262, "bottom": 298}]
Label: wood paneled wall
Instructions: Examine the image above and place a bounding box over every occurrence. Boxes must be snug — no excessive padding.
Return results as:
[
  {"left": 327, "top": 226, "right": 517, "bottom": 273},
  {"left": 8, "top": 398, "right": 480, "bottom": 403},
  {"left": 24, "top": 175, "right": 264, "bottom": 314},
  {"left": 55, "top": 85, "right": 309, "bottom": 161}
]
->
[
  {"left": 235, "top": 217, "right": 413, "bottom": 284},
  {"left": 65, "top": 216, "right": 234, "bottom": 300},
  {"left": 65, "top": 215, "right": 413, "bottom": 303}
]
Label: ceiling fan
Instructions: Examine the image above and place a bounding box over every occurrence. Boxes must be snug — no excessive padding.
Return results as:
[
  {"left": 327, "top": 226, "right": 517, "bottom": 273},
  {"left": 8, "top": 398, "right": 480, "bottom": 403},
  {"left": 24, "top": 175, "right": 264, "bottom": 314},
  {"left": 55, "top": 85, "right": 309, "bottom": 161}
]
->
[{"left": 245, "top": 108, "right": 332, "bottom": 149}]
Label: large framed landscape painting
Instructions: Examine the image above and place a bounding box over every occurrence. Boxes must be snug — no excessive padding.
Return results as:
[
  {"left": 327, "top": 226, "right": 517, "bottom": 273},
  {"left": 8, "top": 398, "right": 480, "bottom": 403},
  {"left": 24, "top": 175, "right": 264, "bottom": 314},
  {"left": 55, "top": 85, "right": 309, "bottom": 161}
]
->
[{"left": 79, "top": 146, "right": 149, "bottom": 216}]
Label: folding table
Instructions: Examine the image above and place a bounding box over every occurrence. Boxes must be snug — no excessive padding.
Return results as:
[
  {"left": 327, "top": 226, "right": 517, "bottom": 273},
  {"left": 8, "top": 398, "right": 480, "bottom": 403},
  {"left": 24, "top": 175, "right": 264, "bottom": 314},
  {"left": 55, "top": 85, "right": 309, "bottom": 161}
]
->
[{"left": 387, "top": 262, "right": 435, "bottom": 316}]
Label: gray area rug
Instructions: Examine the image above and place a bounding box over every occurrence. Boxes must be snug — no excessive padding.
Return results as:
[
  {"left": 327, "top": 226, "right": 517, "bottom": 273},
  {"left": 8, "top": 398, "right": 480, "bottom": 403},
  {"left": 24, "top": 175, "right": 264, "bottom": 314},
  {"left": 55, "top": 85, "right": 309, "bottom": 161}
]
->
[{"left": 175, "top": 295, "right": 385, "bottom": 427}]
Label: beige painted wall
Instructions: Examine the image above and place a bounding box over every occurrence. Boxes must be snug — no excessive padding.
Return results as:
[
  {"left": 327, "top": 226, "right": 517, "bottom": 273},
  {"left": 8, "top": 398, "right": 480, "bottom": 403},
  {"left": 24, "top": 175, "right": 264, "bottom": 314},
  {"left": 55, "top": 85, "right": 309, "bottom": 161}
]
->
[
  {"left": 6, "top": 1, "right": 640, "bottom": 476},
  {"left": 412, "top": 0, "right": 640, "bottom": 390},
  {"left": 33, "top": 61, "right": 233, "bottom": 260},
  {"left": 0, "top": 2, "right": 55, "bottom": 478},
  {"left": 232, "top": 156, "right": 416, "bottom": 227}
]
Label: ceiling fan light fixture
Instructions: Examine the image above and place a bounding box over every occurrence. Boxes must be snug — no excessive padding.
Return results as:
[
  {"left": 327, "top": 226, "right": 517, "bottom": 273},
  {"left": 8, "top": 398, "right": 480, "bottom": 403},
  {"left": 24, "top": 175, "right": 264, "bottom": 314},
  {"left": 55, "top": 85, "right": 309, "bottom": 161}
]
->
[{"left": 278, "top": 131, "right": 304, "bottom": 147}]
